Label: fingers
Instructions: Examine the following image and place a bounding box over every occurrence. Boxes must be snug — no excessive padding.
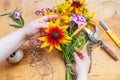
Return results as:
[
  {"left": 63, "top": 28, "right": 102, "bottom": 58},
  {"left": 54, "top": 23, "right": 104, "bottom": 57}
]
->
[
  {"left": 40, "top": 14, "right": 58, "bottom": 22},
  {"left": 73, "top": 52, "right": 81, "bottom": 63},
  {"left": 40, "top": 22, "right": 49, "bottom": 28},
  {"left": 36, "top": 15, "right": 58, "bottom": 28},
  {"left": 77, "top": 50, "right": 89, "bottom": 60},
  {"left": 73, "top": 51, "right": 88, "bottom": 64}
]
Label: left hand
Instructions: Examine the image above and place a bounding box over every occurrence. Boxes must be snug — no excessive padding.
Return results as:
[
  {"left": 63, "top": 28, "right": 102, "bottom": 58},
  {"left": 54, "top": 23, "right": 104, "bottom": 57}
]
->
[{"left": 22, "top": 15, "right": 58, "bottom": 39}]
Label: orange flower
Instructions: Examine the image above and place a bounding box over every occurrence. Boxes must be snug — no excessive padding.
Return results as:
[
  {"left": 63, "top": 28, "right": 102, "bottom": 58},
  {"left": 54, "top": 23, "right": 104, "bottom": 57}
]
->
[
  {"left": 38, "top": 19, "right": 72, "bottom": 52},
  {"left": 70, "top": 0, "right": 86, "bottom": 14}
]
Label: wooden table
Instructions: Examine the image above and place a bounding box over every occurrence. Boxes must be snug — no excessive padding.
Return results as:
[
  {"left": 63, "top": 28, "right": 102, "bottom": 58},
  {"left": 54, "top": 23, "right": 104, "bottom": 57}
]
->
[{"left": 0, "top": 0, "right": 120, "bottom": 80}]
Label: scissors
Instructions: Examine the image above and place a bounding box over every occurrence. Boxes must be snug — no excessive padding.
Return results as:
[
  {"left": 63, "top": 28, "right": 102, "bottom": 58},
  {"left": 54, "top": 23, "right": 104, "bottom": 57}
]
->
[{"left": 84, "top": 27, "right": 119, "bottom": 72}]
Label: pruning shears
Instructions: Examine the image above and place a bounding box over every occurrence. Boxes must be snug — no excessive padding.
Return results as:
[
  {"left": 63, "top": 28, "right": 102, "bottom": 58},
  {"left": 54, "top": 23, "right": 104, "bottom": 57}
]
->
[{"left": 84, "top": 27, "right": 119, "bottom": 72}]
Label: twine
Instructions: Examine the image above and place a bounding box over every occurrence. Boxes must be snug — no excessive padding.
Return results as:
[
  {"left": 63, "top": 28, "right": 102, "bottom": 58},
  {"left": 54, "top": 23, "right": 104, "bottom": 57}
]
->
[
  {"left": 29, "top": 41, "right": 54, "bottom": 80},
  {"left": 66, "top": 64, "right": 75, "bottom": 75}
]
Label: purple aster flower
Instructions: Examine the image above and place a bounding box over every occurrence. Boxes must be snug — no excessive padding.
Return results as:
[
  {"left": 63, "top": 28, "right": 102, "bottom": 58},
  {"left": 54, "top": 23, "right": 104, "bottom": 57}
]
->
[
  {"left": 70, "top": 14, "right": 86, "bottom": 27},
  {"left": 39, "top": 11, "right": 44, "bottom": 16},
  {"left": 37, "top": 7, "right": 54, "bottom": 16},
  {"left": 79, "top": 15, "right": 86, "bottom": 22},
  {"left": 36, "top": 39, "right": 42, "bottom": 48},
  {"left": 13, "top": 12, "right": 21, "bottom": 19},
  {"left": 41, "top": 8, "right": 45, "bottom": 12},
  {"left": 35, "top": 10, "right": 44, "bottom": 16},
  {"left": 46, "top": 8, "right": 50, "bottom": 11},
  {"left": 45, "top": 8, "right": 53, "bottom": 12}
]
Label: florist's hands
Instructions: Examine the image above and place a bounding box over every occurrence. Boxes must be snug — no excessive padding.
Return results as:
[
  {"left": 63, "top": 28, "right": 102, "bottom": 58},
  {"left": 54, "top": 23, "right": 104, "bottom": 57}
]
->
[
  {"left": 22, "top": 15, "right": 58, "bottom": 39},
  {"left": 73, "top": 50, "right": 90, "bottom": 80}
]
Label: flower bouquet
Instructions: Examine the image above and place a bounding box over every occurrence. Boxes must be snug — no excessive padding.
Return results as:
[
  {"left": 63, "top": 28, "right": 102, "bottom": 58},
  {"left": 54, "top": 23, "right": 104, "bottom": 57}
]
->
[
  {"left": 35, "top": 0, "right": 95, "bottom": 80},
  {"left": 0, "top": 0, "right": 95, "bottom": 79}
]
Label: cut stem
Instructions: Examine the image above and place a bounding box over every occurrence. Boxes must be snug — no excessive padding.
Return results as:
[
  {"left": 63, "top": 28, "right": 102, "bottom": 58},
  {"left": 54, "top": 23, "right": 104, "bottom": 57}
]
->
[{"left": 71, "top": 22, "right": 87, "bottom": 37}]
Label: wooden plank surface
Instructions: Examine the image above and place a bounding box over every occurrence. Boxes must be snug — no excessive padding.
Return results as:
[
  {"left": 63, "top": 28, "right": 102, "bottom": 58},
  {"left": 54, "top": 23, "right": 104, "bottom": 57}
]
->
[{"left": 0, "top": 0, "right": 120, "bottom": 80}]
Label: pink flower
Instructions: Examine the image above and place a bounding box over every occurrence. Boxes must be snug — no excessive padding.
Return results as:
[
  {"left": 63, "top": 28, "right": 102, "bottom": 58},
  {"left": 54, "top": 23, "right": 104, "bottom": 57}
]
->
[
  {"left": 13, "top": 12, "right": 21, "bottom": 19},
  {"left": 70, "top": 15, "right": 86, "bottom": 27},
  {"left": 37, "top": 8, "right": 54, "bottom": 16},
  {"left": 36, "top": 39, "right": 42, "bottom": 48}
]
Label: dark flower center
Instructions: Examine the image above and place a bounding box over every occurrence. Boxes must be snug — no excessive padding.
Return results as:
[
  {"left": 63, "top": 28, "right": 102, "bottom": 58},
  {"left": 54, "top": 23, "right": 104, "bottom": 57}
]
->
[
  {"left": 51, "top": 32, "right": 60, "bottom": 39},
  {"left": 72, "top": 1, "right": 81, "bottom": 8}
]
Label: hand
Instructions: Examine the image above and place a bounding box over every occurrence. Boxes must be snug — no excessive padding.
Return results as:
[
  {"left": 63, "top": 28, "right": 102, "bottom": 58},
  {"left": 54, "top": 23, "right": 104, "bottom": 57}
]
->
[
  {"left": 73, "top": 50, "right": 90, "bottom": 80},
  {"left": 22, "top": 15, "right": 58, "bottom": 39}
]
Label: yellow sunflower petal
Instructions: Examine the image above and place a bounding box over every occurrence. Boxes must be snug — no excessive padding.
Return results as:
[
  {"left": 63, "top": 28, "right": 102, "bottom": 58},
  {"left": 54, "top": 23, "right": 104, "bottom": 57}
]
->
[
  {"left": 45, "top": 28, "right": 49, "bottom": 33},
  {"left": 62, "top": 25, "right": 69, "bottom": 32},
  {"left": 37, "top": 15, "right": 41, "bottom": 18},
  {"left": 59, "top": 39, "right": 71, "bottom": 44},
  {"left": 38, "top": 37, "right": 46, "bottom": 41},
  {"left": 62, "top": 16, "right": 71, "bottom": 23},
  {"left": 55, "top": 19, "right": 60, "bottom": 26},
  {"left": 45, "top": 21, "right": 55, "bottom": 33},
  {"left": 55, "top": 44, "right": 62, "bottom": 51},
  {"left": 48, "top": 45, "right": 54, "bottom": 52},
  {"left": 88, "top": 13, "right": 94, "bottom": 18},
  {"left": 41, "top": 41, "right": 50, "bottom": 48},
  {"left": 70, "top": 6, "right": 74, "bottom": 11},
  {"left": 45, "top": 26, "right": 52, "bottom": 33},
  {"left": 49, "top": 21, "right": 55, "bottom": 27},
  {"left": 65, "top": 35, "right": 72, "bottom": 40},
  {"left": 75, "top": 8, "right": 79, "bottom": 14},
  {"left": 81, "top": 0, "right": 86, "bottom": 4}
]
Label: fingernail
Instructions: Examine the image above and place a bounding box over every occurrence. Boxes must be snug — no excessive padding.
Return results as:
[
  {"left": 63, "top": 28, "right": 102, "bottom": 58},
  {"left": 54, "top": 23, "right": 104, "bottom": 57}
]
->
[{"left": 73, "top": 52, "right": 77, "bottom": 57}]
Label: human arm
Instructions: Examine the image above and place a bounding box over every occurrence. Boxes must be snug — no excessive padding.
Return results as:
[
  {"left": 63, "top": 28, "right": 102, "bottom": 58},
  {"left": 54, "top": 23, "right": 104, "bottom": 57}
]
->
[
  {"left": 73, "top": 50, "right": 90, "bottom": 80},
  {"left": 0, "top": 15, "right": 57, "bottom": 63}
]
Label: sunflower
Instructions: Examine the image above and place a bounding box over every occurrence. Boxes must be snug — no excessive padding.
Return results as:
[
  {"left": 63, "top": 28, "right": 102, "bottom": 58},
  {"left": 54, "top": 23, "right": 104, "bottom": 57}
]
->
[
  {"left": 70, "top": 0, "right": 86, "bottom": 14},
  {"left": 61, "top": 15, "right": 71, "bottom": 23},
  {"left": 56, "top": 1, "right": 70, "bottom": 14},
  {"left": 38, "top": 19, "right": 72, "bottom": 52}
]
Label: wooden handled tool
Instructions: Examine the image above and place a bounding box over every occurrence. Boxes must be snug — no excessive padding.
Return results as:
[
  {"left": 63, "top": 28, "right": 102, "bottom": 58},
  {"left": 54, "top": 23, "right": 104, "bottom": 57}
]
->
[{"left": 102, "top": 45, "right": 119, "bottom": 61}]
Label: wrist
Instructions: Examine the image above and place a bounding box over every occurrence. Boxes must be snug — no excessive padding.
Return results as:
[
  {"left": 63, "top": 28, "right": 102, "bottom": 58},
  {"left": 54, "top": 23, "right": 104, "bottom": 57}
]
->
[
  {"left": 77, "top": 74, "right": 88, "bottom": 80},
  {"left": 20, "top": 29, "right": 28, "bottom": 41}
]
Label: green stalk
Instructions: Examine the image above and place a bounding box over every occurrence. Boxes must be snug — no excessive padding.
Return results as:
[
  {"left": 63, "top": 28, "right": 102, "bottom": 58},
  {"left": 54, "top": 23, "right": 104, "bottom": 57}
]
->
[
  {"left": 66, "top": 67, "right": 73, "bottom": 80},
  {"left": 0, "top": 13, "right": 11, "bottom": 16}
]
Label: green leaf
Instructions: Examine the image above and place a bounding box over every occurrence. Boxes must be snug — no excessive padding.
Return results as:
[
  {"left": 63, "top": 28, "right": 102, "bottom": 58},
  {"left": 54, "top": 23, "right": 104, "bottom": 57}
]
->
[
  {"left": 84, "top": 14, "right": 90, "bottom": 21},
  {"left": 0, "top": 13, "right": 11, "bottom": 16},
  {"left": 9, "top": 24, "right": 23, "bottom": 28},
  {"left": 9, "top": 13, "right": 24, "bottom": 28},
  {"left": 68, "top": 26, "right": 74, "bottom": 36},
  {"left": 10, "top": 16, "right": 24, "bottom": 27},
  {"left": 13, "top": 7, "right": 19, "bottom": 13},
  {"left": 9, "top": 13, "right": 14, "bottom": 17},
  {"left": 20, "top": 15, "right": 24, "bottom": 26}
]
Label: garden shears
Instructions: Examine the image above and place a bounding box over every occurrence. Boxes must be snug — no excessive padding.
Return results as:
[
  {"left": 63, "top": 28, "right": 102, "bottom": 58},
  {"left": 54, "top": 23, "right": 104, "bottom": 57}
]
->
[{"left": 84, "top": 27, "right": 119, "bottom": 72}]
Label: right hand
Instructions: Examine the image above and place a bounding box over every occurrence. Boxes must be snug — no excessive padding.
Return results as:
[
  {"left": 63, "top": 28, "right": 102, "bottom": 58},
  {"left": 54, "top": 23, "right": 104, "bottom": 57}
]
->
[{"left": 73, "top": 50, "right": 90, "bottom": 80}]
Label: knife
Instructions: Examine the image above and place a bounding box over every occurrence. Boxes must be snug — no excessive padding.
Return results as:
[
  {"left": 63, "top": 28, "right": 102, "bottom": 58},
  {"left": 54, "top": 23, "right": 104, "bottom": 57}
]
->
[{"left": 100, "top": 19, "right": 120, "bottom": 48}]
